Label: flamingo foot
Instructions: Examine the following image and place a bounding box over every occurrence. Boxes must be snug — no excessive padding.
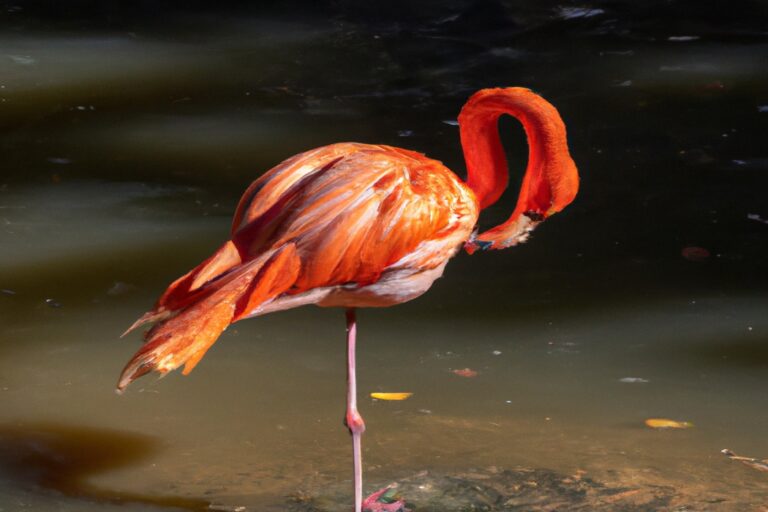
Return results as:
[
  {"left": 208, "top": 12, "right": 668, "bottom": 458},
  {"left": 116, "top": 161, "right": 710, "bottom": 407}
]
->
[{"left": 362, "top": 486, "right": 409, "bottom": 512}]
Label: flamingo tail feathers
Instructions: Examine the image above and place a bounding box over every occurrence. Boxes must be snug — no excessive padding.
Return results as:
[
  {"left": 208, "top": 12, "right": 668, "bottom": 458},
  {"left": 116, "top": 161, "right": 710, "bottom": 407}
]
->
[
  {"left": 117, "top": 243, "right": 300, "bottom": 392},
  {"left": 121, "top": 240, "right": 245, "bottom": 339}
]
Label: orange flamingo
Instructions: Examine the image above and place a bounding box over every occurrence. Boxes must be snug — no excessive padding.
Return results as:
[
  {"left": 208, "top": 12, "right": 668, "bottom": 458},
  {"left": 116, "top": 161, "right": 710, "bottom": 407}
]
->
[{"left": 118, "top": 87, "right": 579, "bottom": 512}]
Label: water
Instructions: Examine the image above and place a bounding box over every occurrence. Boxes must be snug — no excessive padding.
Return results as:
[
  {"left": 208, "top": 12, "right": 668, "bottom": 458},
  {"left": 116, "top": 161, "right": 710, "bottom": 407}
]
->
[{"left": 1, "top": 2, "right": 767, "bottom": 510}]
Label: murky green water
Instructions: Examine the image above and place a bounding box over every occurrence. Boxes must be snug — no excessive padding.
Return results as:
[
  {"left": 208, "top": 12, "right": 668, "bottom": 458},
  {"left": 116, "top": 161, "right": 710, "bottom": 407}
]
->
[{"left": 1, "top": 2, "right": 767, "bottom": 510}]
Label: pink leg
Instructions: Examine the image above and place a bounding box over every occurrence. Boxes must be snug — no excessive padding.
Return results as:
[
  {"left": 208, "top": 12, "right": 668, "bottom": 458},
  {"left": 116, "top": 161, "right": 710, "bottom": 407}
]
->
[{"left": 345, "top": 308, "right": 365, "bottom": 512}]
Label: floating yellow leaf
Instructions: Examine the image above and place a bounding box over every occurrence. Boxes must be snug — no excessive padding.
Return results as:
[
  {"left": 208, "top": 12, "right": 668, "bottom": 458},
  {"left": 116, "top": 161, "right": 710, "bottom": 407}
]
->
[
  {"left": 644, "top": 418, "right": 694, "bottom": 429},
  {"left": 370, "top": 392, "right": 413, "bottom": 401}
]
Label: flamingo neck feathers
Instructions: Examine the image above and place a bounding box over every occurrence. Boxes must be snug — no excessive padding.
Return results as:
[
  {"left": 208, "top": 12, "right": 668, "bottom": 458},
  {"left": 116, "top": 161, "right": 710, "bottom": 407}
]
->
[{"left": 458, "top": 87, "right": 579, "bottom": 252}]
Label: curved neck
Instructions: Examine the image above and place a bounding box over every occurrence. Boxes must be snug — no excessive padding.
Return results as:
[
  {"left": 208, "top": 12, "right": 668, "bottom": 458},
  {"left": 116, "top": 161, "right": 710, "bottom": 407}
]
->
[{"left": 458, "top": 87, "right": 578, "bottom": 251}]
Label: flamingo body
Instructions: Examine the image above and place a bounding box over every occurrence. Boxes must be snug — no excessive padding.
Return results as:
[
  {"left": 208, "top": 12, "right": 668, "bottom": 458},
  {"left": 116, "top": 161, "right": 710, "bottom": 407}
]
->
[
  {"left": 235, "top": 142, "right": 480, "bottom": 308},
  {"left": 118, "top": 142, "right": 480, "bottom": 389}
]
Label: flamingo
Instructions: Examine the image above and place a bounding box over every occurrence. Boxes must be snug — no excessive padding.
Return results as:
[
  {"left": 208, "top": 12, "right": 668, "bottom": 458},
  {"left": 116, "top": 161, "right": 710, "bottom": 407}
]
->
[{"left": 117, "top": 87, "right": 579, "bottom": 512}]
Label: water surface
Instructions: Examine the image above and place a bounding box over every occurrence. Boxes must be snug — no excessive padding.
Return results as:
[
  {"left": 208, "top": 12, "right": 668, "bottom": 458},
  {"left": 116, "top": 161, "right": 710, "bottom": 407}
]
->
[{"left": 1, "top": 2, "right": 767, "bottom": 510}]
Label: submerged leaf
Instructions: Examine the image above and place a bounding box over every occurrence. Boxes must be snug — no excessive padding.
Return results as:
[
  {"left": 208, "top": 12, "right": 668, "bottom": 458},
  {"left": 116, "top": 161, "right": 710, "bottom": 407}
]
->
[
  {"left": 681, "top": 246, "right": 710, "bottom": 261},
  {"left": 452, "top": 368, "right": 478, "bottom": 378},
  {"left": 371, "top": 392, "right": 413, "bottom": 401},
  {"left": 644, "top": 418, "right": 694, "bottom": 429}
]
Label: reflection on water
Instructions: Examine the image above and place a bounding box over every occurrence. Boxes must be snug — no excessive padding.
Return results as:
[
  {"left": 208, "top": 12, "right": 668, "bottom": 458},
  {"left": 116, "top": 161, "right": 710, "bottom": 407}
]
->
[
  {"left": 1, "top": 1, "right": 767, "bottom": 510},
  {"left": 0, "top": 423, "right": 209, "bottom": 511}
]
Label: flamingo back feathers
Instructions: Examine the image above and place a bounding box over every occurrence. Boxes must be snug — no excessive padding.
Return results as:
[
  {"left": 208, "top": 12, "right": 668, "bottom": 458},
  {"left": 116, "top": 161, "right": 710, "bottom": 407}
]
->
[{"left": 232, "top": 143, "right": 478, "bottom": 289}]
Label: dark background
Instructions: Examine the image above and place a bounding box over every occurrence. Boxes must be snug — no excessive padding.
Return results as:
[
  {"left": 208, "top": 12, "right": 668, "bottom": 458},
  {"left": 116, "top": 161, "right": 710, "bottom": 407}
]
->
[{"left": 2, "top": 0, "right": 766, "bottom": 308}]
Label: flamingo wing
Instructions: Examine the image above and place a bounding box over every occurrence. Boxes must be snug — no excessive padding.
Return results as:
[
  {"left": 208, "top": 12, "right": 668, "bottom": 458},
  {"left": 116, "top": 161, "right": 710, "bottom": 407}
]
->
[{"left": 118, "top": 143, "right": 478, "bottom": 390}]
